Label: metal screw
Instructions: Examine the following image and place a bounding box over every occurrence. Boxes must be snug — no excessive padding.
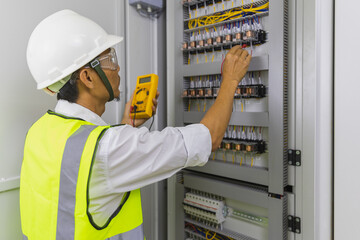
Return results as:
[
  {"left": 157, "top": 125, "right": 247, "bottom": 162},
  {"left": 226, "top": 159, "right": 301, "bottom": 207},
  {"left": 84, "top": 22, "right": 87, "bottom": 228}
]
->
[
  {"left": 289, "top": 161, "right": 292, "bottom": 165},
  {"left": 296, "top": 162, "right": 300, "bottom": 166},
  {"left": 296, "top": 218, "right": 300, "bottom": 222},
  {"left": 296, "top": 150, "right": 300, "bottom": 155},
  {"left": 288, "top": 150, "right": 292, "bottom": 154}
]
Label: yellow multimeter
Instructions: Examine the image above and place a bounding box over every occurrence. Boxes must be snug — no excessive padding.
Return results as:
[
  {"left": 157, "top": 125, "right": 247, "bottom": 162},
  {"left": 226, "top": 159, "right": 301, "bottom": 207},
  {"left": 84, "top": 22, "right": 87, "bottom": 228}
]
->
[{"left": 130, "top": 74, "right": 158, "bottom": 119}]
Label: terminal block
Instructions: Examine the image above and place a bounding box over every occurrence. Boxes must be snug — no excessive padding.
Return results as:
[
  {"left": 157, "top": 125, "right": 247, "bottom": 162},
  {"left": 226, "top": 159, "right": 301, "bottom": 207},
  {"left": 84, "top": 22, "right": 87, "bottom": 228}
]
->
[{"left": 183, "top": 192, "right": 226, "bottom": 224}]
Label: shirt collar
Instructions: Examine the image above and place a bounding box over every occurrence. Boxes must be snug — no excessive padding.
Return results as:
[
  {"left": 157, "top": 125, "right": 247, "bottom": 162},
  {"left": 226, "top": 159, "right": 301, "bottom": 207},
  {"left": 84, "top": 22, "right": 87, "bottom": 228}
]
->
[{"left": 54, "top": 100, "right": 108, "bottom": 126}]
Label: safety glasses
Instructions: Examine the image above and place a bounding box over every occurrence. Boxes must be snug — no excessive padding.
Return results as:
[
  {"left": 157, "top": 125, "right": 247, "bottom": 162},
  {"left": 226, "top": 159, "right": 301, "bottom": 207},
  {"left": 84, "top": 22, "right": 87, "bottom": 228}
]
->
[
  {"left": 86, "top": 48, "right": 118, "bottom": 71},
  {"left": 97, "top": 47, "right": 118, "bottom": 70}
]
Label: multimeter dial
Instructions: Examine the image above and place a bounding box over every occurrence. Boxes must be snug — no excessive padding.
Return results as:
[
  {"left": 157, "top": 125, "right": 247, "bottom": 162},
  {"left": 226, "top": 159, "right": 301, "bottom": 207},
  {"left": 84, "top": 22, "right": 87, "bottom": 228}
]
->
[{"left": 136, "top": 88, "right": 148, "bottom": 102}]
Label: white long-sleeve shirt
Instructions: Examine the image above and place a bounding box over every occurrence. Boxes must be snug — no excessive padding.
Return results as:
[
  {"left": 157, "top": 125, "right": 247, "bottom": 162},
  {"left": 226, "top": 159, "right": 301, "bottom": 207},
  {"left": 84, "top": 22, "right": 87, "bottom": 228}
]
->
[{"left": 55, "top": 100, "right": 212, "bottom": 226}]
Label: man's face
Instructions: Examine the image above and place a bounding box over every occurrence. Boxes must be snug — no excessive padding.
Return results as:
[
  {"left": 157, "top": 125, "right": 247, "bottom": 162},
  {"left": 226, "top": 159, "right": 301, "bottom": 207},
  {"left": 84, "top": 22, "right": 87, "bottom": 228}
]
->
[{"left": 96, "top": 48, "right": 121, "bottom": 100}]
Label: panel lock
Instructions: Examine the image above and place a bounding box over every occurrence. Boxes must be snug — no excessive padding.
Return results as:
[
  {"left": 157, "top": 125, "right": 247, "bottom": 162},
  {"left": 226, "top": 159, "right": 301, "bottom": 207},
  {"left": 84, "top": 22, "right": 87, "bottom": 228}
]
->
[
  {"left": 288, "top": 215, "right": 301, "bottom": 234},
  {"left": 288, "top": 149, "right": 301, "bottom": 166}
]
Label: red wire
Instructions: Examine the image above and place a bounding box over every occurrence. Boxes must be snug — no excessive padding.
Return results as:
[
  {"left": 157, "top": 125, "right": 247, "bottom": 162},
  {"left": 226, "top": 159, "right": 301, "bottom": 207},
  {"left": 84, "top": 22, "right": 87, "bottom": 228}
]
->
[
  {"left": 185, "top": 223, "right": 198, "bottom": 233},
  {"left": 221, "top": 58, "right": 225, "bottom": 76},
  {"left": 130, "top": 106, "right": 134, "bottom": 127}
]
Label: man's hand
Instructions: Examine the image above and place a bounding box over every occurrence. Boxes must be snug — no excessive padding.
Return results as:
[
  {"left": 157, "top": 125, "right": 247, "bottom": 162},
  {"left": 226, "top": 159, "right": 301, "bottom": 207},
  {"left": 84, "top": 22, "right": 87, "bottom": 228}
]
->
[
  {"left": 222, "top": 46, "right": 252, "bottom": 87},
  {"left": 121, "top": 91, "right": 160, "bottom": 127},
  {"left": 200, "top": 47, "right": 252, "bottom": 151}
]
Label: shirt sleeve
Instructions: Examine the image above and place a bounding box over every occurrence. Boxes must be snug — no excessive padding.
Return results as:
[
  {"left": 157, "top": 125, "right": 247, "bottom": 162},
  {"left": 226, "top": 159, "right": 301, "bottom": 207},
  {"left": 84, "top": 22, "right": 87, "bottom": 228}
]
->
[{"left": 97, "top": 123, "right": 211, "bottom": 193}]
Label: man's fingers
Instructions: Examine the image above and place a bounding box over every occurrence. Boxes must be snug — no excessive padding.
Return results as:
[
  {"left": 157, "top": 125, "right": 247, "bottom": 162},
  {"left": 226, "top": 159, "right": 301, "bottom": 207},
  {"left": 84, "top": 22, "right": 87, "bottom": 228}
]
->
[
  {"left": 239, "top": 49, "right": 250, "bottom": 60},
  {"left": 152, "top": 95, "right": 159, "bottom": 115},
  {"left": 152, "top": 98, "right": 158, "bottom": 106},
  {"left": 245, "top": 53, "right": 252, "bottom": 63},
  {"left": 227, "top": 45, "right": 242, "bottom": 57},
  {"left": 232, "top": 46, "right": 244, "bottom": 57}
]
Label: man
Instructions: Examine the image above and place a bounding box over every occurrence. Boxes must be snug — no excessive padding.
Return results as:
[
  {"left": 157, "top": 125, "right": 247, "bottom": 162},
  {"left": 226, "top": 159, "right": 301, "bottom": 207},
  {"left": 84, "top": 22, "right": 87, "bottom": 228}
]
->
[{"left": 20, "top": 10, "right": 251, "bottom": 240}]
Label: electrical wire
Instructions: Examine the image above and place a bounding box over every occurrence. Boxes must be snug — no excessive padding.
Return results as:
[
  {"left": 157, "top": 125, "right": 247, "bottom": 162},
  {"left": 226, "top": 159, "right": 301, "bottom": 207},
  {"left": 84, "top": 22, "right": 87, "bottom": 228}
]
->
[
  {"left": 130, "top": 106, "right": 135, "bottom": 127},
  {"left": 220, "top": 58, "right": 225, "bottom": 76},
  {"left": 133, "top": 110, "right": 136, "bottom": 127},
  {"left": 185, "top": 222, "right": 234, "bottom": 240},
  {"left": 149, "top": 116, "right": 155, "bottom": 130},
  {"left": 206, "top": 230, "right": 217, "bottom": 240},
  {"left": 188, "top": 2, "right": 269, "bottom": 30}
]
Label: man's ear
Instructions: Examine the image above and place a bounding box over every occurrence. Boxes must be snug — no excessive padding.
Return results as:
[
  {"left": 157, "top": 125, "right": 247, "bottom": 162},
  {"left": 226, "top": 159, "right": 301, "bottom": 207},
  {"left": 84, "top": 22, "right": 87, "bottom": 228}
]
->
[{"left": 78, "top": 68, "right": 95, "bottom": 89}]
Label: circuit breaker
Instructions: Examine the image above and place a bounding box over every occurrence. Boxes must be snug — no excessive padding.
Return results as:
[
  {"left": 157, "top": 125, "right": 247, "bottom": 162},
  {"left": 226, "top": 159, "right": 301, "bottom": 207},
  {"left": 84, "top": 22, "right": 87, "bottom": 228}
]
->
[{"left": 167, "top": 0, "right": 291, "bottom": 239}]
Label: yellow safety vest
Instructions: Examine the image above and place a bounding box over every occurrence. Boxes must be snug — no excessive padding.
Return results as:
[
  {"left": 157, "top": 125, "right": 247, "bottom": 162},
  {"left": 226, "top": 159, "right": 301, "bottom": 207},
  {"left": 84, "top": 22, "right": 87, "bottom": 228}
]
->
[{"left": 20, "top": 110, "right": 144, "bottom": 240}]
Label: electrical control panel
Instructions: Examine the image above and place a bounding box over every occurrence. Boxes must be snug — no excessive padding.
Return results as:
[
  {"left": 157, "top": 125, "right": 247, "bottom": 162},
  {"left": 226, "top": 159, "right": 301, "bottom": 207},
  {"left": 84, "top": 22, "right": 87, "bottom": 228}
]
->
[{"left": 167, "top": 0, "right": 291, "bottom": 239}]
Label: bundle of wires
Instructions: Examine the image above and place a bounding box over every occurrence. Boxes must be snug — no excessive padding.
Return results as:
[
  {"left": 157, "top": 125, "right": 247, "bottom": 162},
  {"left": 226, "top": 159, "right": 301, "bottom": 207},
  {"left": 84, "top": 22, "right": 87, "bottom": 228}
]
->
[
  {"left": 188, "top": 1, "right": 269, "bottom": 29},
  {"left": 185, "top": 222, "right": 235, "bottom": 240}
]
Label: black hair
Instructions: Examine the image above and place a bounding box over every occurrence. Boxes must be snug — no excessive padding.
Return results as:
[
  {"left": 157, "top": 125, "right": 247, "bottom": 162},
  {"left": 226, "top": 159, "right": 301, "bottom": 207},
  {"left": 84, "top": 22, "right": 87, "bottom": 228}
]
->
[{"left": 57, "top": 70, "right": 81, "bottom": 103}]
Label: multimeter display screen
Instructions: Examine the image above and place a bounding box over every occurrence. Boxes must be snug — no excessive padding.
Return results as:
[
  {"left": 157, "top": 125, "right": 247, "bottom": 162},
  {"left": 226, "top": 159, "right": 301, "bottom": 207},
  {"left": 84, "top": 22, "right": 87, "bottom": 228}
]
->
[{"left": 139, "top": 77, "right": 151, "bottom": 83}]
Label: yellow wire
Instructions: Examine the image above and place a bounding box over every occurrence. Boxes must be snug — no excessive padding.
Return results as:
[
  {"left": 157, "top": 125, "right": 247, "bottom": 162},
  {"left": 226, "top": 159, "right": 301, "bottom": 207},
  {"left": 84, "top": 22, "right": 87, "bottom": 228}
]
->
[
  {"left": 186, "top": 1, "right": 270, "bottom": 30},
  {"left": 240, "top": 156, "right": 243, "bottom": 166},
  {"left": 206, "top": 230, "right": 217, "bottom": 240},
  {"left": 187, "top": 2, "right": 270, "bottom": 30},
  {"left": 223, "top": 151, "right": 226, "bottom": 162},
  {"left": 212, "top": 152, "right": 216, "bottom": 161},
  {"left": 232, "top": 153, "right": 235, "bottom": 164},
  {"left": 203, "top": 101, "right": 207, "bottom": 112},
  {"left": 251, "top": 157, "right": 254, "bottom": 167},
  {"left": 188, "top": 100, "right": 191, "bottom": 112}
]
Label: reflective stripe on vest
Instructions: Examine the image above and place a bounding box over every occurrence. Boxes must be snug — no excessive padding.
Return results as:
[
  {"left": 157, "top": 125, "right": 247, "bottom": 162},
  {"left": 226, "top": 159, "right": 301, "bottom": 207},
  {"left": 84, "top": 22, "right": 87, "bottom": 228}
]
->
[
  {"left": 57, "top": 125, "right": 97, "bottom": 239},
  {"left": 107, "top": 224, "right": 144, "bottom": 240}
]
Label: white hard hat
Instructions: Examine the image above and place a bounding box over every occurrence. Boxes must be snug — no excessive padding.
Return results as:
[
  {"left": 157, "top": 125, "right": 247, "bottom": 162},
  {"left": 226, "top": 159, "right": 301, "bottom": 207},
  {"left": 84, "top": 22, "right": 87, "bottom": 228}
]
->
[{"left": 27, "top": 9, "right": 123, "bottom": 91}]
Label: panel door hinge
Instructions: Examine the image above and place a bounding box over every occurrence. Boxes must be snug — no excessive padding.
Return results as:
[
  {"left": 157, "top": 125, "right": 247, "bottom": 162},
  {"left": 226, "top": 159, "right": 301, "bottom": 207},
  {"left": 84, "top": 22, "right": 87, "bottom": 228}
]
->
[
  {"left": 288, "top": 215, "right": 301, "bottom": 234},
  {"left": 288, "top": 149, "right": 301, "bottom": 166}
]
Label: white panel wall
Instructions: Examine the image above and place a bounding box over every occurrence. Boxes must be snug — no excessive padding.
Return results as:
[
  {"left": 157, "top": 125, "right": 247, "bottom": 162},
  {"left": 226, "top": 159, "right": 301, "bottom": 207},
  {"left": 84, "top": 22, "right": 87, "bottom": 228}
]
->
[
  {"left": 0, "top": 1, "right": 122, "bottom": 238},
  {"left": 293, "top": 0, "right": 334, "bottom": 239},
  {"left": 334, "top": 0, "right": 360, "bottom": 238}
]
